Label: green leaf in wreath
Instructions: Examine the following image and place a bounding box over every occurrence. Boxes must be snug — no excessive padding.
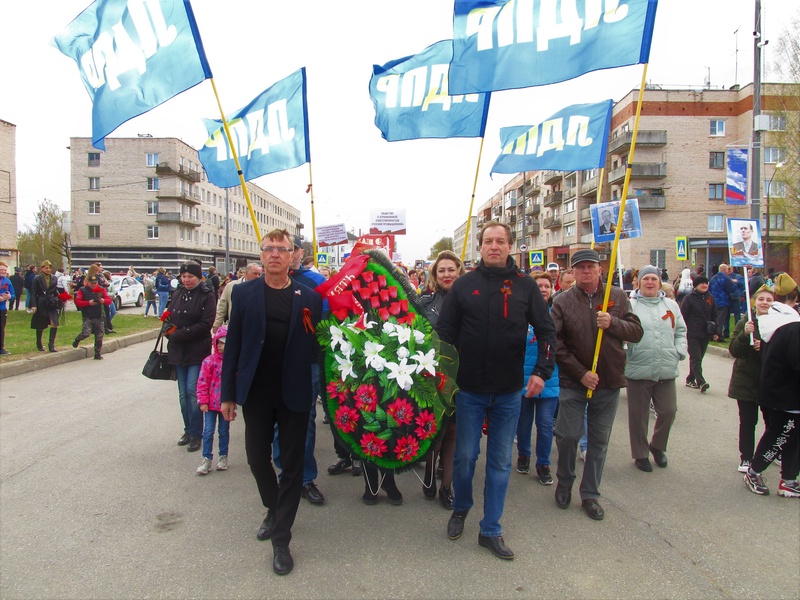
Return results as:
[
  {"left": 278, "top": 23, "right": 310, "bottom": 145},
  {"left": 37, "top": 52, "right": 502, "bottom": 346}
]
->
[
  {"left": 375, "top": 406, "right": 387, "bottom": 422},
  {"left": 363, "top": 422, "right": 382, "bottom": 432},
  {"left": 361, "top": 409, "right": 377, "bottom": 424},
  {"left": 376, "top": 430, "right": 393, "bottom": 441},
  {"left": 386, "top": 414, "right": 399, "bottom": 428}
]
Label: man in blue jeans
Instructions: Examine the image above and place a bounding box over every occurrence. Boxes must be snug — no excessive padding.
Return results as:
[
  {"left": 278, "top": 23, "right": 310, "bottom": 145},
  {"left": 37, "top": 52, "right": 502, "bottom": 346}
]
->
[{"left": 436, "top": 221, "right": 556, "bottom": 560}]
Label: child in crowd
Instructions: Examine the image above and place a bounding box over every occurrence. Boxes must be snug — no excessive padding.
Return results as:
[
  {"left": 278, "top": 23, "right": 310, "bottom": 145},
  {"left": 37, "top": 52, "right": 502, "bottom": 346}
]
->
[
  {"left": 196, "top": 325, "right": 230, "bottom": 475},
  {"left": 72, "top": 274, "right": 111, "bottom": 360}
]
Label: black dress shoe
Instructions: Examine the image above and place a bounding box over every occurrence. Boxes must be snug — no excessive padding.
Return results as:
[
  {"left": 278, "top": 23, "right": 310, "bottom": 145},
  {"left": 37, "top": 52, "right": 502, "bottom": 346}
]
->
[
  {"left": 351, "top": 459, "right": 363, "bottom": 477},
  {"left": 272, "top": 545, "right": 294, "bottom": 576},
  {"left": 634, "top": 458, "right": 653, "bottom": 472},
  {"left": 555, "top": 483, "right": 572, "bottom": 509},
  {"left": 447, "top": 510, "right": 468, "bottom": 540},
  {"left": 177, "top": 433, "right": 191, "bottom": 446},
  {"left": 187, "top": 437, "right": 201, "bottom": 452},
  {"left": 381, "top": 479, "right": 403, "bottom": 506},
  {"left": 478, "top": 534, "right": 515, "bottom": 560},
  {"left": 327, "top": 458, "right": 351, "bottom": 475},
  {"left": 301, "top": 482, "right": 325, "bottom": 505},
  {"left": 256, "top": 511, "right": 276, "bottom": 541},
  {"left": 649, "top": 445, "right": 668, "bottom": 468},
  {"left": 582, "top": 498, "right": 605, "bottom": 521},
  {"left": 439, "top": 485, "right": 453, "bottom": 509}
]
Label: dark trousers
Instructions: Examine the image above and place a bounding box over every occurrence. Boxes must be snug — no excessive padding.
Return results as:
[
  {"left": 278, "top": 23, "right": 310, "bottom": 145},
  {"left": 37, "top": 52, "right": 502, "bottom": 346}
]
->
[
  {"left": 736, "top": 400, "right": 765, "bottom": 462},
  {"left": 715, "top": 305, "right": 730, "bottom": 338},
  {"left": 0, "top": 310, "right": 6, "bottom": 350},
  {"left": 752, "top": 408, "right": 799, "bottom": 480},
  {"left": 242, "top": 397, "right": 309, "bottom": 548},
  {"left": 686, "top": 337, "right": 710, "bottom": 386},
  {"left": 12, "top": 296, "right": 21, "bottom": 310}
]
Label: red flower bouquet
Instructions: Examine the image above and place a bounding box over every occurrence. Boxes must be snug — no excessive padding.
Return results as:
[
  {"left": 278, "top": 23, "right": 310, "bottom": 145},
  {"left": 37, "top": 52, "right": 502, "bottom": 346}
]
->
[{"left": 160, "top": 310, "right": 177, "bottom": 335}]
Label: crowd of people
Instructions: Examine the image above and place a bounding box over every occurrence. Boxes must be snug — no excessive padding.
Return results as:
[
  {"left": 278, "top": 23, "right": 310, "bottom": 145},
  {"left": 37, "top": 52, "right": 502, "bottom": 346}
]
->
[{"left": 2, "top": 227, "right": 797, "bottom": 577}]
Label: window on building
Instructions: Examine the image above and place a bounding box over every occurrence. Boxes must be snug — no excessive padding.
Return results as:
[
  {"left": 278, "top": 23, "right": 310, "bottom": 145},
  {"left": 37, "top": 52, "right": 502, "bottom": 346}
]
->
[
  {"left": 709, "top": 152, "right": 724, "bottom": 169},
  {"left": 88, "top": 201, "right": 100, "bottom": 215},
  {"left": 768, "top": 114, "right": 787, "bottom": 131},
  {"left": 88, "top": 152, "right": 100, "bottom": 167},
  {"left": 146, "top": 153, "right": 159, "bottom": 167},
  {"left": 88, "top": 177, "right": 100, "bottom": 190},
  {"left": 147, "top": 177, "right": 159, "bottom": 191},
  {"left": 180, "top": 228, "right": 185, "bottom": 241},
  {"left": 564, "top": 199, "right": 576, "bottom": 213},
  {"left": 710, "top": 120, "right": 725, "bottom": 136},
  {"left": 765, "top": 180, "right": 786, "bottom": 198},
  {"left": 768, "top": 214, "right": 785, "bottom": 230},
  {"left": 146, "top": 201, "right": 158, "bottom": 215},
  {"left": 88, "top": 225, "right": 100, "bottom": 239},
  {"left": 708, "top": 184, "right": 724, "bottom": 200},
  {"left": 764, "top": 147, "right": 786, "bottom": 164},
  {"left": 147, "top": 226, "right": 159, "bottom": 239},
  {"left": 565, "top": 224, "right": 575, "bottom": 237},
  {"left": 621, "top": 123, "right": 630, "bottom": 133},
  {"left": 649, "top": 249, "right": 666, "bottom": 269},
  {"left": 194, "top": 230, "right": 199, "bottom": 242},
  {"left": 708, "top": 215, "right": 724, "bottom": 232}
]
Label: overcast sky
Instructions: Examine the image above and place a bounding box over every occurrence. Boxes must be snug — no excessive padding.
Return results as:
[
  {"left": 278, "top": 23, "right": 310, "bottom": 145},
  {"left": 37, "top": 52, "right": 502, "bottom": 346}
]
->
[{"left": 1, "top": 0, "right": 795, "bottom": 261}]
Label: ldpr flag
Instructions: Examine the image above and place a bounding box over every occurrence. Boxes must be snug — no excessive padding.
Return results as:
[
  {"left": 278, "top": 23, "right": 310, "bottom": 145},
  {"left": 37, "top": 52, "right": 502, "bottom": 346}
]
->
[
  {"left": 449, "top": 0, "right": 658, "bottom": 94},
  {"left": 370, "top": 40, "right": 490, "bottom": 141},
  {"left": 198, "top": 68, "right": 310, "bottom": 188},
  {"left": 52, "top": 0, "right": 212, "bottom": 150}
]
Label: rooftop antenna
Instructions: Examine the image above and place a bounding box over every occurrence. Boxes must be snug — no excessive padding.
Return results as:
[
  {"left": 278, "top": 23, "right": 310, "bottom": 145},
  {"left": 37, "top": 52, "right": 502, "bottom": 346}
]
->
[
  {"left": 733, "top": 26, "right": 740, "bottom": 86},
  {"left": 703, "top": 66, "right": 711, "bottom": 89}
]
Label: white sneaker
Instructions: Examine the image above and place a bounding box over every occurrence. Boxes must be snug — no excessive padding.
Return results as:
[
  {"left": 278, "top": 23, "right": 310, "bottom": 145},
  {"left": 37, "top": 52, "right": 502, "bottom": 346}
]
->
[
  {"left": 738, "top": 460, "right": 751, "bottom": 473},
  {"left": 579, "top": 450, "right": 587, "bottom": 462},
  {"left": 196, "top": 458, "right": 212, "bottom": 475},
  {"left": 216, "top": 455, "right": 228, "bottom": 471}
]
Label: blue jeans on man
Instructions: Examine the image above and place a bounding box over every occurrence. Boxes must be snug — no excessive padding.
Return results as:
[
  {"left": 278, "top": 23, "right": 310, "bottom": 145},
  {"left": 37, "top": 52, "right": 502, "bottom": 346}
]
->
[
  {"left": 175, "top": 364, "right": 203, "bottom": 439},
  {"left": 157, "top": 291, "right": 169, "bottom": 316},
  {"left": 273, "top": 363, "right": 319, "bottom": 485},
  {"left": 516, "top": 395, "right": 558, "bottom": 466},
  {"left": 202, "top": 410, "right": 230, "bottom": 460},
  {"left": 452, "top": 389, "right": 520, "bottom": 537}
]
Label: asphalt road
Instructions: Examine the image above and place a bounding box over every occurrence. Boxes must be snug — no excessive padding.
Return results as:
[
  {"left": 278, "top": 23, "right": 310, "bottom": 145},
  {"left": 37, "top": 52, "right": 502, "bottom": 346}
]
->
[{"left": 1, "top": 342, "right": 798, "bottom": 600}]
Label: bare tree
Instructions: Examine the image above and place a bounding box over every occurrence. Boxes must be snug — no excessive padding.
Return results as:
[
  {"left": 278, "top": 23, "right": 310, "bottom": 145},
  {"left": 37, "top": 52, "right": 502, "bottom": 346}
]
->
[{"left": 17, "top": 199, "right": 66, "bottom": 268}]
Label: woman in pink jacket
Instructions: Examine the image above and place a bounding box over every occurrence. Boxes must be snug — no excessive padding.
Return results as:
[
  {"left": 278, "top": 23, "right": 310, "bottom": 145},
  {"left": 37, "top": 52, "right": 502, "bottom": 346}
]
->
[{"left": 196, "top": 325, "right": 230, "bottom": 475}]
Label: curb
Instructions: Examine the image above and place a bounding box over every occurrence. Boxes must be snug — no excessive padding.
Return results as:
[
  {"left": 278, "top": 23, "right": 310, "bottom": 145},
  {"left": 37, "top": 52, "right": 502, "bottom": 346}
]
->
[{"left": 0, "top": 329, "right": 161, "bottom": 380}]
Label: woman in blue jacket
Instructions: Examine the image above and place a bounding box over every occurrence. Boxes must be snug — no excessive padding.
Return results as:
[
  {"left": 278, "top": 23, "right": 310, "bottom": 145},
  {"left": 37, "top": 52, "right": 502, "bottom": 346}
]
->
[{"left": 516, "top": 272, "right": 560, "bottom": 485}]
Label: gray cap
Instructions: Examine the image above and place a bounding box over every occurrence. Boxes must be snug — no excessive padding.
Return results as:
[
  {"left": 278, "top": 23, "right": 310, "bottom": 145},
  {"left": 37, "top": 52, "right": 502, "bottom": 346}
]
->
[
  {"left": 292, "top": 234, "right": 303, "bottom": 249},
  {"left": 638, "top": 265, "right": 660, "bottom": 280},
  {"left": 570, "top": 249, "right": 600, "bottom": 267}
]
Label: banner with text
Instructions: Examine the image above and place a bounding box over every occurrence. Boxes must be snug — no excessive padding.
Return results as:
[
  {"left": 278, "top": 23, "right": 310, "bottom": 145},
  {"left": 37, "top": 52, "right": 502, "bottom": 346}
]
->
[
  {"left": 369, "top": 209, "right": 407, "bottom": 235},
  {"left": 317, "top": 223, "right": 349, "bottom": 247},
  {"left": 356, "top": 235, "right": 395, "bottom": 257}
]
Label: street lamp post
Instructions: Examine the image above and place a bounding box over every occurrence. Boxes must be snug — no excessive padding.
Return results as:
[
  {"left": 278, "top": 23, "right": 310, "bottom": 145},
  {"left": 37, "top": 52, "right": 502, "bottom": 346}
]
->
[{"left": 764, "top": 162, "right": 783, "bottom": 269}]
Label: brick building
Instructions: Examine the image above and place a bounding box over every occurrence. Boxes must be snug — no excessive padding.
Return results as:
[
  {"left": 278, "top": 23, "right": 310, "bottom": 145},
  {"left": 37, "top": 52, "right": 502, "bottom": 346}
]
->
[
  {"left": 69, "top": 136, "right": 302, "bottom": 274},
  {"left": 475, "top": 83, "right": 799, "bottom": 279},
  {"left": 0, "top": 119, "right": 18, "bottom": 267}
]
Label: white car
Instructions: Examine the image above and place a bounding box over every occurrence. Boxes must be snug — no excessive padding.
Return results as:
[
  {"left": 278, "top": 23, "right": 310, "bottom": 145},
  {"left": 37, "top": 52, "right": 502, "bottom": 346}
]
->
[{"left": 110, "top": 276, "right": 145, "bottom": 310}]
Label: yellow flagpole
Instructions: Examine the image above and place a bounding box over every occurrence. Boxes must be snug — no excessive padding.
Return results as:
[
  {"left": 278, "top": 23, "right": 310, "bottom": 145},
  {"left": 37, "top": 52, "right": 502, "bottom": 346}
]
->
[
  {"left": 462, "top": 136, "right": 486, "bottom": 263},
  {"left": 587, "top": 63, "right": 649, "bottom": 399},
  {"left": 590, "top": 168, "right": 605, "bottom": 251},
  {"left": 307, "top": 163, "right": 318, "bottom": 267},
  {"left": 209, "top": 78, "right": 262, "bottom": 243}
]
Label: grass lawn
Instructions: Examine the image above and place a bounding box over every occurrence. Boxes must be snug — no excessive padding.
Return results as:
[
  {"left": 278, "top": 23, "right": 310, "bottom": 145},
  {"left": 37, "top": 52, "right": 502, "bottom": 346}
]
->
[{"left": 1, "top": 307, "right": 160, "bottom": 362}]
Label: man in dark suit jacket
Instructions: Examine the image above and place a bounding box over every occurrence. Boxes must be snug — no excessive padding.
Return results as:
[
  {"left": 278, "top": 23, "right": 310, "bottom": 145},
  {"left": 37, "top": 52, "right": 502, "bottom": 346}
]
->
[{"left": 221, "top": 229, "right": 322, "bottom": 576}]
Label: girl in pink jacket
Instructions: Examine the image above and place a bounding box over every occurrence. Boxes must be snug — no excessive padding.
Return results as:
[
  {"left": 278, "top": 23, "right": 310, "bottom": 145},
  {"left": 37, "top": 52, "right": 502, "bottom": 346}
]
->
[{"left": 196, "top": 326, "right": 230, "bottom": 475}]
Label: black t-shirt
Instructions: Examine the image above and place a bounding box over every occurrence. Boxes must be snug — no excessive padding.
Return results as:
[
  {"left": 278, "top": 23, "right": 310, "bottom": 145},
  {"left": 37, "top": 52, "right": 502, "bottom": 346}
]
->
[{"left": 251, "top": 283, "right": 293, "bottom": 406}]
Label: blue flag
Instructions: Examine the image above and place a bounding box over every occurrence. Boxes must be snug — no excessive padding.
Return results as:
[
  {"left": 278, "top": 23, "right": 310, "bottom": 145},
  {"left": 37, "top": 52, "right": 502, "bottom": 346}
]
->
[
  {"left": 370, "top": 40, "right": 491, "bottom": 141},
  {"left": 198, "top": 68, "right": 310, "bottom": 188},
  {"left": 52, "top": 0, "right": 212, "bottom": 150},
  {"left": 450, "top": 0, "right": 658, "bottom": 94},
  {"left": 490, "top": 100, "right": 612, "bottom": 174}
]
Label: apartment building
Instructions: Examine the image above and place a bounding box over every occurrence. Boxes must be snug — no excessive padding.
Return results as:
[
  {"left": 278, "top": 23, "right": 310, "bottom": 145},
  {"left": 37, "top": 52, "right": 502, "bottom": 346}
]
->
[
  {"left": 0, "top": 119, "right": 18, "bottom": 267},
  {"left": 452, "top": 216, "right": 479, "bottom": 267},
  {"left": 476, "top": 83, "right": 798, "bottom": 278},
  {"left": 70, "top": 137, "right": 302, "bottom": 274}
]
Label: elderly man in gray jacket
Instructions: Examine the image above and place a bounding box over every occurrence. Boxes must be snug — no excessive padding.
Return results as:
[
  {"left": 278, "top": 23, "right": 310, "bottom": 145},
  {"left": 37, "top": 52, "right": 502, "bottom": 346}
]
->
[{"left": 625, "top": 265, "right": 687, "bottom": 472}]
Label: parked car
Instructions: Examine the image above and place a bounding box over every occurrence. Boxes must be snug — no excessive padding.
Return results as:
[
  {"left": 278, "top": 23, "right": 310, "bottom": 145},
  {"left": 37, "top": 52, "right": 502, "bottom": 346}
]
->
[{"left": 110, "top": 276, "right": 145, "bottom": 310}]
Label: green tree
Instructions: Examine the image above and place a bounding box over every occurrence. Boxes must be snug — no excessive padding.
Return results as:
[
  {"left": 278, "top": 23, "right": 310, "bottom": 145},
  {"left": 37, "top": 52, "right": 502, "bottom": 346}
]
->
[
  {"left": 428, "top": 236, "right": 453, "bottom": 259},
  {"left": 17, "top": 199, "right": 66, "bottom": 268}
]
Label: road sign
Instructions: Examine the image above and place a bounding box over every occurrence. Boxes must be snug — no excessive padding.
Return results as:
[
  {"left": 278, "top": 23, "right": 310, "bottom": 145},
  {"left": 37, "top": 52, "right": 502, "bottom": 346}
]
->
[
  {"left": 519, "top": 244, "right": 528, "bottom": 252},
  {"left": 529, "top": 250, "right": 544, "bottom": 266},
  {"left": 676, "top": 236, "right": 688, "bottom": 261},
  {"left": 316, "top": 252, "right": 328, "bottom": 265},
  {"left": 691, "top": 249, "right": 697, "bottom": 267}
]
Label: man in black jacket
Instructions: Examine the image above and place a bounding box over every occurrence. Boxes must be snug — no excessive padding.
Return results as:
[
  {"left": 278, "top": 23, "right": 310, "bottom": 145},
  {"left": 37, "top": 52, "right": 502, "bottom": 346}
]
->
[
  {"left": 679, "top": 275, "right": 718, "bottom": 392},
  {"left": 437, "top": 221, "right": 556, "bottom": 560}
]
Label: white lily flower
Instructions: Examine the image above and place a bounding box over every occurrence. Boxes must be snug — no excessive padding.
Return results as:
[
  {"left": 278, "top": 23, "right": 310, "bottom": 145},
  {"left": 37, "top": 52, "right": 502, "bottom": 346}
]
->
[
  {"left": 362, "top": 319, "right": 377, "bottom": 330},
  {"left": 386, "top": 358, "right": 415, "bottom": 391},
  {"left": 334, "top": 353, "right": 357, "bottom": 380},
  {"left": 410, "top": 348, "right": 438, "bottom": 376},
  {"left": 363, "top": 341, "right": 386, "bottom": 368},
  {"left": 390, "top": 325, "right": 411, "bottom": 345},
  {"left": 371, "top": 356, "right": 386, "bottom": 372},
  {"left": 339, "top": 341, "right": 354, "bottom": 357},
  {"left": 382, "top": 322, "right": 396, "bottom": 335},
  {"left": 329, "top": 325, "right": 345, "bottom": 351},
  {"left": 413, "top": 330, "right": 426, "bottom": 344},
  {"left": 396, "top": 346, "right": 410, "bottom": 360}
]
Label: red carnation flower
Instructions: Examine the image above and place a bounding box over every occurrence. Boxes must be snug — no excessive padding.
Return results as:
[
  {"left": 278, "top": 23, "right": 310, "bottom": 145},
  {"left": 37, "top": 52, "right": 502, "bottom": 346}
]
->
[
  {"left": 394, "top": 435, "right": 420, "bottom": 462},
  {"left": 388, "top": 302, "right": 401, "bottom": 316},
  {"left": 388, "top": 286, "right": 398, "bottom": 299},
  {"left": 327, "top": 380, "right": 350, "bottom": 404},
  {"left": 414, "top": 410, "right": 437, "bottom": 440},
  {"left": 354, "top": 384, "right": 378, "bottom": 412},
  {"left": 362, "top": 271, "right": 374, "bottom": 284},
  {"left": 370, "top": 295, "right": 381, "bottom": 309},
  {"left": 377, "top": 275, "right": 387, "bottom": 288},
  {"left": 334, "top": 405, "right": 359, "bottom": 433},
  {"left": 378, "top": 307, "right": 390, "bottom": 321},
  {"left": 360, "top": 432, "right": 388, "bottom": 457},
  {"left": 160, "top": 310, "right": 171, "bottom": 322},
  {"left": 379, "top": 289, "right": 390, "bottom": 303},
  {"left": 387, "top": 398, "right": 414, "bottom": 425}
]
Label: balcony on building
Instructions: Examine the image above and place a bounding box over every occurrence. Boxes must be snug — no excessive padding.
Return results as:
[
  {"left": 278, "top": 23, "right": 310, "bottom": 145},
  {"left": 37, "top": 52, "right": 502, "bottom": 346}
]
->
[
  {"left": 608, "top": 162, "right": 667, "bottom": 185},
  {"left": 156, "top": 190, "right": 201, "bottom": 206},
  {"left": 156, "top": 212, "right": 200, "bottom": 227},
  {"left": 528, "top": 221, "right": 540, "bottom": 235},
  {"left": 580, "top": 207, "right": 592, "bottom": 222},
  {"left": 564, "top": 186, "right": 577, "bottom": 200},
  {"left": 608, "top": 130, "right": 667, "bottom": 156},
  {"left": 506, "top": 212, "right": 517, "bottom": 224},
  {"left": 543, "top": 170, "right": 562, "bottom": 185},
  {"left": 543, "top": 191, "right": 563, "bottom": 207},
  {"left": 580, "top": 176, "right": 598, "bottom": 195},
  {"left": 155, "top": 161, "right": 202, "bottom": 183},
  {"left": 562, "top": 211, "right": 577, "bottom": 226},
  {"left": 526, "top": 202, "right": 541, "bottom": 216},
  {"left": 544, "top": 216, "right": 562, "bottom": 229},
  {"left": 504, "top": 195, "right": 517, "bottom": 211},
  {"left": 631, "top": 191, "right": 667, "bottom": 210},
  {"left": 563, "top": 234, "right": 577, "bottom": 245},
  {"left": 524, "top": 182, "right": 541, "bottom": 198}
]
